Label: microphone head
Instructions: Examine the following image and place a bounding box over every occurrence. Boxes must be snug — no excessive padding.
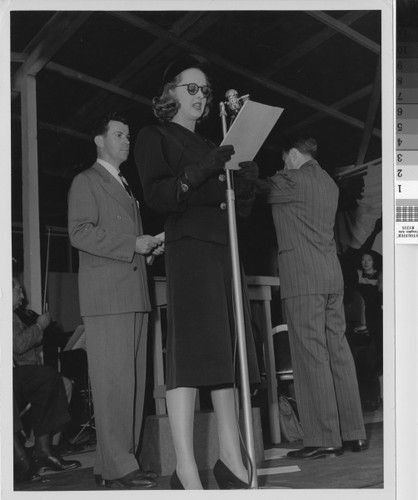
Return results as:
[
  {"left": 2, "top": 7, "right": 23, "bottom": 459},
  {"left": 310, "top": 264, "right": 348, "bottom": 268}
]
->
[
  {"left": 225, "top": 89, "right": 241, "bottom": 115},
  {"left": 225, "top": 89, "right": 238, "bottom": 99}
]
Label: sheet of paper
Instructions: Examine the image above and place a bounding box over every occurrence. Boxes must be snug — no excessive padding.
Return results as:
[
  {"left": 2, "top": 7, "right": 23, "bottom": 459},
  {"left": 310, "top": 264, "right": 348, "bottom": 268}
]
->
[
  {"left": 63, "top": 324, "right": 86, "bottom": 351},
  {"left": 220, "top": 99, "right": 284, "bottom": 170},
  {"left": 146, "top": 232, "right": 165, "bottom": 265}
]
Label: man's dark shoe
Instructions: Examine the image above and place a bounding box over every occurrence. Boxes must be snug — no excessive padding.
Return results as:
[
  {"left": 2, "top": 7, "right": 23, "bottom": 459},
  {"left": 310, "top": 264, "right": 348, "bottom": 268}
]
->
[
  {"left": 14, "top": 456, "right": 42, "bottom": 483},
  {"left": 287, "top": 446, "right": 343, "bottom": 459},
  {"left": 94, "top": 468, "right": 158, "bottom": 487},
  {"left": 104, "top": 469, "right": 157, "bottom": 489},
  {"left": 137, "top": 463, "right": 158, "bottom": 479},
  {"left": 343, "top": 439, "right": 369, "bottom": 452},
  {"left": 94, "top": 474, "right": 106, "bottom": 487},
  {"left": 33, "top": 453, "right": 81, "bottom": 472},
  {"left": 140, "top": 468, "right": 158, "bottom": 480},
  {"left": 53, "top": 440, "right": 84, "bottom": 456}
]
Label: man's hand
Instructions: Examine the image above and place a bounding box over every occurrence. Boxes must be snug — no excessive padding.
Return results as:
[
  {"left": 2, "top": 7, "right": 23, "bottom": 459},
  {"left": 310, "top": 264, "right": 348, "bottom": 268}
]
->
[
  {"left": 236, "top": 161, "right": 259, "bottom": 181},
  {"left": 135, "top": 235, "right": 163, "bottom": 255},
  {"left": 151, "top": 242, "right": 165, "bottom": 256},
  {"left": 36, "top": 312, "right": 51, "bottom": 331}
]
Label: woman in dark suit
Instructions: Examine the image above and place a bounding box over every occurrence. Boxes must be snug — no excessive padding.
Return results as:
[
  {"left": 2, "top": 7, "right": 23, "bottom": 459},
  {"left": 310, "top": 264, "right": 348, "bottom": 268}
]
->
[{"left": 135, "top": 55, "right": 260, "bottom": 489}]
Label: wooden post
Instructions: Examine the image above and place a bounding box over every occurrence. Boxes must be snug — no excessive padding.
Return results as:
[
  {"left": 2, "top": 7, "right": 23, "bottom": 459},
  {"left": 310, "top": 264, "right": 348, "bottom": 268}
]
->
[
  {"left": 356, "top": 60, "right": 382, "bottom": 166},
  {"left": 21, "top": 74, "right": 42, "bottom": 313}
]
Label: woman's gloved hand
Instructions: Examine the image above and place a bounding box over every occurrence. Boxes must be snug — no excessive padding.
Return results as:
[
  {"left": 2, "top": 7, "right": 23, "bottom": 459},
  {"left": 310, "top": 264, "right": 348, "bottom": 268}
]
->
[
  {"left": 236, "top": 161, "right": 259, "bottom": 182},
  {"left": 234, "top": 161, "right": 259, "bottom": 217},
  {"left": 235, "top": 161, "right": 259, "bottom": 197},
  {"left": 184, "top": 145, "right": 235, "bottom": 187}
]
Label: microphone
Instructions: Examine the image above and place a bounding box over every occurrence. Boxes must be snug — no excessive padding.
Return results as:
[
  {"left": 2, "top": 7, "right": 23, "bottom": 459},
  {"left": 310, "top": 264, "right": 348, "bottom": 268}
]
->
[{"left": 225, "top": 89, "right": 242, "bottom": 117}]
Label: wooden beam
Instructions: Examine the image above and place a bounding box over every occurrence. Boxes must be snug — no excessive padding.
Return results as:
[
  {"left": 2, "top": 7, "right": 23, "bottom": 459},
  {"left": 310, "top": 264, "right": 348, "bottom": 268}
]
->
[
  {"left": 12, "top": 12, "right": 92, "bottom": 91},
  {"left": 109, "top": 11, "right": 208, "bottom": 88},
  {"left": 113, "top": 12, "right": 380, "bottom": 135},
  {"left": 356, "top": 60, "right": 381, "bottom": 165},
  {"left": 11, "top": 51, "right": 27, "bottom": 63},
  {"left": 37, "top": 120, "right": 91, "bottom": 142},
  {"left": 285, "top": 83, "right": 381, "bottom": 139},
  {"left": 42, "top": 12, "right": 217, "bottom": 165},
  {"left": 263, "top": 11, "right": 367, "bottom": 77},
  {"left": 306, "top": 11, "right": 380, "bottom": 54},
  {"left": 21, "top": 74, "right": 42, "bottom": 312},
  {"left": 333, "top": 157, "right": 381, "bottom": 181},
  {"left": 13, "top": 222, "right": 70, "bottom": 236},
  {"left": 61, "top": 11, "right": 214, "bottom": 131},
  {"left": 46, "top": 61, "right": 151, "bottom": 106},
  {"left": 262, "top": 85, "right": 379, "bottom": 155},
  {"left": 12, "top": 113, "right": 90, "bottom": 142}
]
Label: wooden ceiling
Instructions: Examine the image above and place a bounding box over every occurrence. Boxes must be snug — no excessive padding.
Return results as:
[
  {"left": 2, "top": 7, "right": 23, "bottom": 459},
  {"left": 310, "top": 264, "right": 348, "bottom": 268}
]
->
[{"left": 10, "top": 9, "right": 382, "bottom": 227}]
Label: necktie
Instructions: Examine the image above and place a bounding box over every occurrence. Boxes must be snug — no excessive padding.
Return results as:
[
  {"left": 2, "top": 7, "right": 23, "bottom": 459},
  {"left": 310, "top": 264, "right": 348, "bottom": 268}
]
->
[{"left": 118, "top": 172, "right": 132, "bottom": 197}]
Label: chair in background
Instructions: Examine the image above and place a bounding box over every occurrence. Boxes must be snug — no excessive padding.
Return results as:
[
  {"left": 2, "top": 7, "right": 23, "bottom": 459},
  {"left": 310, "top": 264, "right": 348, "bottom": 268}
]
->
[
  {"left": 60, "top": 326, "right": 95, "bottom": 445},
  {"left": 271, "top": 324, "right": 294, "bottom": 386},
  {"left": 258, "top": 322, "right": 295, "bottom": 445}
]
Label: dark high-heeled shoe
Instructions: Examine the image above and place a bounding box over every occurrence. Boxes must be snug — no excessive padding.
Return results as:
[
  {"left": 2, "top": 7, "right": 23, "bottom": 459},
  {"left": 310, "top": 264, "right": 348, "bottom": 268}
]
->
[
  {"left": 212, "top": 459, "right": 249, "bottom": 489},
  {"left": 170, "top": 470, "right": 185, "bottom": 490}
]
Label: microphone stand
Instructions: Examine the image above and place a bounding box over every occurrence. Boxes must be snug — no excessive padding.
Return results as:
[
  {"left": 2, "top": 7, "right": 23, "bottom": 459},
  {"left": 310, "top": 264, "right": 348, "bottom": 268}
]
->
[
  {"left": 42, "top": 226, "right": 51, "bottom": 314},
  {"left": 219, "top": 100, "right": 258, "bottom": 489}
]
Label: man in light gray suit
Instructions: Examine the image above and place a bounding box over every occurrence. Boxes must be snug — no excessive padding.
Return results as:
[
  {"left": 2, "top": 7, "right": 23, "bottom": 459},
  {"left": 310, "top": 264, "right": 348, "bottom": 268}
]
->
[
  {"left": 68, "top": 112, "right": 163, "bottom": 488},
  {"left": 258, "top": 135, "right": 367, "bottom": 459}
]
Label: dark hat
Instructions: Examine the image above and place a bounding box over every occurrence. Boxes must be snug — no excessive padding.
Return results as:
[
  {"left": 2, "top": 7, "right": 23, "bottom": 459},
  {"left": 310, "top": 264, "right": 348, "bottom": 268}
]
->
[{"left": 160, "top": 54, "right": 212, "bottom": 90}]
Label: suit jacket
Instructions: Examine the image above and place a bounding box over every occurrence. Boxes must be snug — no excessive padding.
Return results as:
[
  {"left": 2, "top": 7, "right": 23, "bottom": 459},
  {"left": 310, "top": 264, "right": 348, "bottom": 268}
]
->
[
  {"left": 135, "top": 122, "right": 254, "bottom": 245},
  {"left": 68, "top": 162, "right": 151, "bottom": 316},
  {"left": 13, "top": 312, "right": 43, "bottom": 366},
  {"left": 261, "top": 159, "right": 343, "bottom": 299}
]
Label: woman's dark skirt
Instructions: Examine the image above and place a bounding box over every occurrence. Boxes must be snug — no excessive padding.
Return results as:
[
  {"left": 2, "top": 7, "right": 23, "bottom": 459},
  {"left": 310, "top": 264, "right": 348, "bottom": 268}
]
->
[{"left": 165, "top": 237, "right": 260, "bottom": 390}]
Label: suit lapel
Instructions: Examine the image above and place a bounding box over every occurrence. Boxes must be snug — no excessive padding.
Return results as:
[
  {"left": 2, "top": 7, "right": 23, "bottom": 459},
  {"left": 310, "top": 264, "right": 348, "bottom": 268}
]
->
[{"left": 92, "top": 163, "right": 135, "bottom": 219}]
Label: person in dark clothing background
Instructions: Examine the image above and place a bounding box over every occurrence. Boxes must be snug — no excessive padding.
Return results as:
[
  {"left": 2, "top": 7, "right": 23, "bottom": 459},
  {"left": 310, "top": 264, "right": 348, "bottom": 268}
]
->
[
  {"left": 355, "top": 250, "right": 383, "bottom": 410},
  {"left": 13, "top": 277, "right": 81, "bottom": 484},
  {"left": 357, "top": 251, "right": 383, "bottom": 359}
]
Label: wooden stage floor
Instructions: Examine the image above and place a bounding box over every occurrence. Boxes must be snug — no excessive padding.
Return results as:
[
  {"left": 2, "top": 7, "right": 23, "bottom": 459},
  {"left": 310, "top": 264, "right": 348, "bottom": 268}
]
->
[{"left": 13, "top": 408, "right": 384, "bottom": 492}]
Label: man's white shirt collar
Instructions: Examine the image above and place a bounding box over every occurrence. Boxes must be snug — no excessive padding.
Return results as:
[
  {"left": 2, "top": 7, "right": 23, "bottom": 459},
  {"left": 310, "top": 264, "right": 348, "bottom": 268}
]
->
[
  {"left": 96, "top": 158, "right": 138, "bottom": 207},
  {"left": 96, "top": 158, "right": 123, "bottom": 185}
]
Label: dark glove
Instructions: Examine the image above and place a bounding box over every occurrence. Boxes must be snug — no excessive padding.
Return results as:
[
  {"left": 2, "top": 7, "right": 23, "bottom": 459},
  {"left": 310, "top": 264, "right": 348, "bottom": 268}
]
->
[
  {"left": 236, "top": 161, "right": 259, "bottom": 182},
  {"left": 234, "top": 161, "right": 259, "bottom": 200},
  {"left": 184, "top": 145, "right": 235, "bottom": 188}
]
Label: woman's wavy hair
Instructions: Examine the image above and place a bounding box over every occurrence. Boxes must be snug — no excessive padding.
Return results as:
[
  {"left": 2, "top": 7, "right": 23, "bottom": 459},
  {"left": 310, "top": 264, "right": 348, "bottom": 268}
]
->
[
  {"left": 152, "top": 67, "right": 213, "bottom": 124},
  {"left": 360, "top": 249, "right": 383, "bottom": 273}
]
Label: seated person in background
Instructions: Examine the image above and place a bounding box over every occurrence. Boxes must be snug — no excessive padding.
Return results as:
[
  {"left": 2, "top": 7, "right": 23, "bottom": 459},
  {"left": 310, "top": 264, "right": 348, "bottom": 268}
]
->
[
  {"left": 13, "top": 379, "right": 81, "bottom": 483},
  {"left": 357, "top": 250, "right": 383, "bottom": 358},
  {"left": 13, "top": 277, "right": 81, "bottom": 483},
  {"left": 13, "top": 277, "right": 74, "bottom": 449},
  {"left": 355, "top": 250, "right": 383, "bottom": 411}
]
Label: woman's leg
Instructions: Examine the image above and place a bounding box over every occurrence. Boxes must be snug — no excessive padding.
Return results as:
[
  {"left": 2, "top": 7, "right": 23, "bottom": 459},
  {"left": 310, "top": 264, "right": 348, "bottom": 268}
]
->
[
  {"left": 166, "top": 387, "right": 203, "bottom": 489},
  {"left": 211, "top": 387, "right": 248, "bottom": 483}
]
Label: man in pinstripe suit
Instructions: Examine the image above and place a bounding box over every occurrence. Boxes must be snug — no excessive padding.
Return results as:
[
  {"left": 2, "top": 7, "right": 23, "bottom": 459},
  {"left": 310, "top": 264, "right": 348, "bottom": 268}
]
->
[
  {"left": 258, "top": 135, "right": 367, "bottom": 459},
  {"left": 68, "top": 113, "right": 163, "bottom": 487}
]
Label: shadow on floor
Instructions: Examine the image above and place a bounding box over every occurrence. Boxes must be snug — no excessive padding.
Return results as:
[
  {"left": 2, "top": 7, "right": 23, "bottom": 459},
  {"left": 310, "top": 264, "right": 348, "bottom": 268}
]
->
[{"left": 13, "top": 421, "right": 383, "bottom": 491}]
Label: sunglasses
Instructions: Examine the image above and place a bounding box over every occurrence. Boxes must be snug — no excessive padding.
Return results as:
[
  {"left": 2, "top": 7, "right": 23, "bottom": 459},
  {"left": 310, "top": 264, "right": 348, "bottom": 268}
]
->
[{"left": 175, "top": 83, "right": 212, "bottom": 98}]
